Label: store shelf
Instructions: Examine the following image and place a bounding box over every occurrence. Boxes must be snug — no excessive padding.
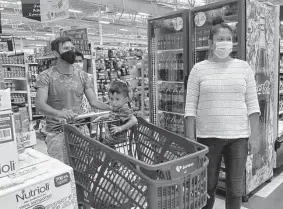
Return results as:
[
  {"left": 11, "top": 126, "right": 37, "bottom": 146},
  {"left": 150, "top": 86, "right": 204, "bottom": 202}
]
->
[
  {"left": 158, "top": 110, "right": 184, "bottom": 116},
  {"left": 35, "top": 56, "right": 56, "bottom": 60},
  {"left": 4, "top": 77, "right": 26, "bottom": 80},
  {"left": 11, "top": 90, "right": 28, "bottom": 94},
  {"left": 157, "top": 80, "right": 184, "bottom": 84},
  {"left": 157, "top": 49, "right": 183, "bottom": 54},
  {"left": 2, "top": 64, "right": 25, "bottom": 67},
  {"left": 27, "top": 63, "right": 38, "bottom": 65}
]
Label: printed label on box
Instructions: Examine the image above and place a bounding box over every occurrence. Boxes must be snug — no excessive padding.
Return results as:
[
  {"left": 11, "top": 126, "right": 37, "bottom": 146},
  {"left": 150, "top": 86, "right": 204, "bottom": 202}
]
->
[{"left": 0, "top": 113, "right": 14, "bottom": 144}]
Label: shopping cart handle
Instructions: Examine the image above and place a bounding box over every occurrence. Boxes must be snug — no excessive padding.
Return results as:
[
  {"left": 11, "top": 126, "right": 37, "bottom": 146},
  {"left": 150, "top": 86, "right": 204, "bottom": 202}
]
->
[{"left": 75, "top": 111, "right": 110, "bottom": 120}]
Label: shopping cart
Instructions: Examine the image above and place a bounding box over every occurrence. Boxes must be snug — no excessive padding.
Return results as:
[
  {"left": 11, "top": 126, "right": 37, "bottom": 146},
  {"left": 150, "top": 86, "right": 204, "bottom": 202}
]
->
[{"left": 64, "top": 115, "right": 209, "bottom": 209}]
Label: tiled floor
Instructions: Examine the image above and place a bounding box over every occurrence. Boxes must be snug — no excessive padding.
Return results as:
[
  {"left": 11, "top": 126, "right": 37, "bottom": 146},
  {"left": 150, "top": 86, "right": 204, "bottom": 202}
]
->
[{"left": 34, "top": 136, "right": 283, "bottom": 209}]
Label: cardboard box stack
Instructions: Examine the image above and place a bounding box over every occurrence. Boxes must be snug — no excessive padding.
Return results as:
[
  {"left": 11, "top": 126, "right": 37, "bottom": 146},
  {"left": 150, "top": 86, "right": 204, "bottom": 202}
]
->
[
  {"left": 0, "top": 89, "right": 78, "bottom": 208},
  {"left": 0, "top": 149, "right": 78, "bottom": 209},
  {"left": 0, "top": 89, "right": 19, "bottom": 178}
]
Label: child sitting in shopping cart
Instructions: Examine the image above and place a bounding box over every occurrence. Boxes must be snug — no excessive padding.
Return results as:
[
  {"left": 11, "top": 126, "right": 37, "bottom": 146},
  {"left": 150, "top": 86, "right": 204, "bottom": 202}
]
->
[{"left": 95, "top": 79, "right": 138, "bottom": 143}]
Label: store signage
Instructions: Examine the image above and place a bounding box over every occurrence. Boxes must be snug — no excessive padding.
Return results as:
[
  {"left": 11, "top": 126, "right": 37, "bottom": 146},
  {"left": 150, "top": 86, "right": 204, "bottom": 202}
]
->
[
  {"left": 40, "top": 0, "right": 69, "bottom": 23},
  {"left": 172, "top": 17, "right": 183, "bottom": 31},
  {"left": 195, "top": 12, "right": 206, "bottom": 27},
  {"left": 21, "top": 0, "right": 41, "bottom": 22},
  {"left": 62, "top": 28, "right": 91, "bottom": 56}
]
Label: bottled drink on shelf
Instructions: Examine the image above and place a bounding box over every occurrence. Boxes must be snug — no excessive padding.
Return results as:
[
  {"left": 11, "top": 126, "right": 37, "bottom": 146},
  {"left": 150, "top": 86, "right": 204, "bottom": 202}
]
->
[
  {"left": 177, "top": 54, "right": 184, "bottom": 81},
  {"left": 165, "top": 113, "right": 171, "bottom": 130},
  {"left": 158, "top": 54, "right": 166, "bottom": 80},
  {"left": 171, "top": 54, "right": 178, "bottom": 81},
  {"left": 178, "top": 87, "right": 185, "bottom": 113},
  {"left": 172, "top": 86, "right": 179, "bottom": 113},
  {"left": 176, "top": 116, "right": 184, "bottom": 136},
  {"left": 159, "top": 113, "right": 166, "bottom": 128},
  {"left": 161, "top": 86, "right": 167, "bottom": 110},
  {"left": 165, "top": 54, "right": 171, "bottom": 81},
  {"left": 202, "top": 30, "right": 210, "bottom": 47},
  {"left": 170, "top": 115, "right": 177, "bottom": 133},
  {"left": 158, "top": 85, "right": 164, "bottom": 110},
  {"left": 179, "top": 33, "right": 183, "bottom": 49},
  {"left": 165, "top": 85, "right": 173, "bottom": 111}
]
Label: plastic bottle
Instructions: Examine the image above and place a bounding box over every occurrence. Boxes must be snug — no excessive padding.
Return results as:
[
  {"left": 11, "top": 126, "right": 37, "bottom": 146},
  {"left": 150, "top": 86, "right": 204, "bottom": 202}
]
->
[
  {"left": 161, "top": 86, "right": 167, "bottom": 110},
  {"left": 165, "top": 85, "right": 173, "bottom": 111},
  {"left": 165, "top": 54, "right": 171, "bottom": 81},
  {"left": 158, "top": 54, "right": 165, "bottom": 80},
  {"left": 165, "top": 114, "right": 171, "bottom": 130},
  {"left": 171, "top": 115, "right": 177, "bottom": 133},
  {"left": 176, "top": 116, "right": 184, "bottom": 136},
  {"left": 158, "top": 85, "right": 164, "bottom": 110},
  {"left": 159, "top": 113, "right": 166, "bottom": 128},
  {"left": 178, "top": 87, "right": 185, "bottom": 113},
  {"left": 172, "top": 86, "right": 179, "bottom": 113},
  {"left": 177, "top": 54, "right": 184, "bottom": 81},
  {"left": 171, "top": 54, "right": 178, "bottom": 81}
]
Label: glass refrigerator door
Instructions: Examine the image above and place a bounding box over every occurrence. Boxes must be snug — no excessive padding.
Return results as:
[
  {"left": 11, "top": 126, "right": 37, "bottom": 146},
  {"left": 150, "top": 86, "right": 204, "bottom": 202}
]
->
[
  {"left": 191, "top": 1, "right": 240, "bottom": 66},
  {"left": 148, "top": 12, "right": 188, "bottom": 136}
]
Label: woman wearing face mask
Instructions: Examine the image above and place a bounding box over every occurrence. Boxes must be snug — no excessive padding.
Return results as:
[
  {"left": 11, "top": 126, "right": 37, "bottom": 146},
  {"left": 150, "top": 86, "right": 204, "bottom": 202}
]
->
[{"left": 185, "top": 17, "right": 260, "bottom": 209}]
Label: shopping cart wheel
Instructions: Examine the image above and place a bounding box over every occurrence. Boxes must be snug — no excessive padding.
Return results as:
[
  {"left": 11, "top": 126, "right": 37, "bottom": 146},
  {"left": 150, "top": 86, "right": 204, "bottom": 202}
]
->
[{"left": 242, "top": 195, "right": 249, "bottom": 202}]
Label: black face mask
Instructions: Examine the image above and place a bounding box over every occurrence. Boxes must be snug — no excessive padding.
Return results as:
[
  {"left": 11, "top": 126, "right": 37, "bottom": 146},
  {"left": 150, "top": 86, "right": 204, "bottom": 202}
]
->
[{"left": 60, "top": 50, "right": 76, "bottom": 64}]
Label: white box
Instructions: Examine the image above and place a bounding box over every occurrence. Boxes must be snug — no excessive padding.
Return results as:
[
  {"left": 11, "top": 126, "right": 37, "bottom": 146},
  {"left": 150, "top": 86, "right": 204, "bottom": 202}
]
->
[
  {"left": 0, "top": 110, "right": 18, "bottom": 178},
  {"left": 0, "top": 149, "right": 78, "bottom": 209},
  {"left": 0, "top": 89, "right": 11, "bottom": 111}
]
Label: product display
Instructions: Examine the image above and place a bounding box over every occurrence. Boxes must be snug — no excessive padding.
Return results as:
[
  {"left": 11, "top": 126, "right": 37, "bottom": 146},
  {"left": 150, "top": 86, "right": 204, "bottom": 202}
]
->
[{"left": 148, "top": 11, "right": 188, "bottom": 136}]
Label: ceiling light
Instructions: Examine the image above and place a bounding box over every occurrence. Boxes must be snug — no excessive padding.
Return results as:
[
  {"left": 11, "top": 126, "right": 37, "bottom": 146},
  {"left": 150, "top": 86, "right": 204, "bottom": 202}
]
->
[
  {"left": 99, "top": 21, "right": 110, "bottom": 24},
  {"left": 26, "top": 37, "right": 36, "bottom": 40},
  {"left": 119, "top": 29, "right": 128, "bottom": 31},
  {"left": 69, "top": 9, "right": 82, "bottom": 13},
  {"left": 0, "top": 1, "right": 21, "bottom": 5},
  {"left": 36, "top": 44, "right": 46, "bottom": 47},
  {"left": 138, "top": 12, "right": 150, "bottom": 16},
  {"left": 45, "top": 33, "right": 55, "bottom": 36}
]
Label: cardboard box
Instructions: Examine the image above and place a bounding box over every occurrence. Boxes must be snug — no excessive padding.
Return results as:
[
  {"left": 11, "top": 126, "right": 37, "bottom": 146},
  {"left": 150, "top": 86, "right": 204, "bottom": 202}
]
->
[
  {"left": 0, "top": 149, "right": 78, "bottom": 209},
  {"left": 0, "top": 110, "right": 18, "bottom": 178},
  {"left": 0, "top": 89, "right": 11, "bottom": 111}
]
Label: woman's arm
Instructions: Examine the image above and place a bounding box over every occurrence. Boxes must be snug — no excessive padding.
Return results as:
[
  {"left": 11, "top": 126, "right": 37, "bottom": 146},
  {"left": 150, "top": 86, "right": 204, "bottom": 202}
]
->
[{"left": 184, "top": 66, "right": 200, "bottom": 140}]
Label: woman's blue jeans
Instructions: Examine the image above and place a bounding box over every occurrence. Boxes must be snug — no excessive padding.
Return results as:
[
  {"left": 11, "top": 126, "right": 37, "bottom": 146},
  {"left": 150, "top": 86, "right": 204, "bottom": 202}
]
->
[{"left": 198, "top": 138, "right": 248, "bottom": 209}]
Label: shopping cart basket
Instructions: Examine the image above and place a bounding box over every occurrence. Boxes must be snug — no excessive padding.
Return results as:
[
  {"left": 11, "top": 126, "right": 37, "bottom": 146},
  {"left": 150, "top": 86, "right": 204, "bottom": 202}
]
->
[{"left": 64, "top": 116, "right": 209, "bottom": 209}]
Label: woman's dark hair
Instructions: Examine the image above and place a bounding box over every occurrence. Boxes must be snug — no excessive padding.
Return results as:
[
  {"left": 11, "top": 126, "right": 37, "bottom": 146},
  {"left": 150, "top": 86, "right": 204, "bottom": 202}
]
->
[
  {"left": 108, "top": 80, "right": 129, "bottom": 97},
  {"left": 75, "top": 49, "right": 84, "bottom": 59},
  {"left": 209, "top": 16, "right": 234, "bottom": 41}
]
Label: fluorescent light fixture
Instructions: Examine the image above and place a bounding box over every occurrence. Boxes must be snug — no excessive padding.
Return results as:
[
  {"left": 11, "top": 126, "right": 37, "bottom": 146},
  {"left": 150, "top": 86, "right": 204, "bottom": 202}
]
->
[
  {"left": 69, "top": 9, "right": 82, "bottom": 13},
  {"left": 99, "top": 21, "right": 110, "bottom": 24},
  {"left": 26, "top": 37, "right": 36, "bottom": 40},
  {"left": 35, "top": 44, "right": 46, "bottom": 47},
  {"left": 45, "top": 33, "right": 55, "bottom": 36},
  {"left": 0, "top": 1, "right": 21, "bottom": 5},
  {"left": 281, "top": 21, "right": 283, "bottom": 25},
  {"left": 138, "top": 12, "right": 150, "bottom": 16},
  {"left": 119, "top": 29, "right": 128, "bottom": 31},
  {"left": 28, "top": 44, "right": 35, "bottom": 46}
]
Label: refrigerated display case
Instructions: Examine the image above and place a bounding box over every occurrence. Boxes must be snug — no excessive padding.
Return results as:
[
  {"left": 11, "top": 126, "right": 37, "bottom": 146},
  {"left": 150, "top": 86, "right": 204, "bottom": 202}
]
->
[
  {"left": 188, "top": 0, "right": 279, "bottom": 201},
  {"left": 148, "top": 10, "right": 190, "bottom": 136}
]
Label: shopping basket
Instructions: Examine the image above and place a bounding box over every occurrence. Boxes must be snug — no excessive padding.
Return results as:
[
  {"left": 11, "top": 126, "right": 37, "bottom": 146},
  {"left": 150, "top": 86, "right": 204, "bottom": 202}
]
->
[{"left": 64, "top": 116, "right": 209, "bottom": 209}]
